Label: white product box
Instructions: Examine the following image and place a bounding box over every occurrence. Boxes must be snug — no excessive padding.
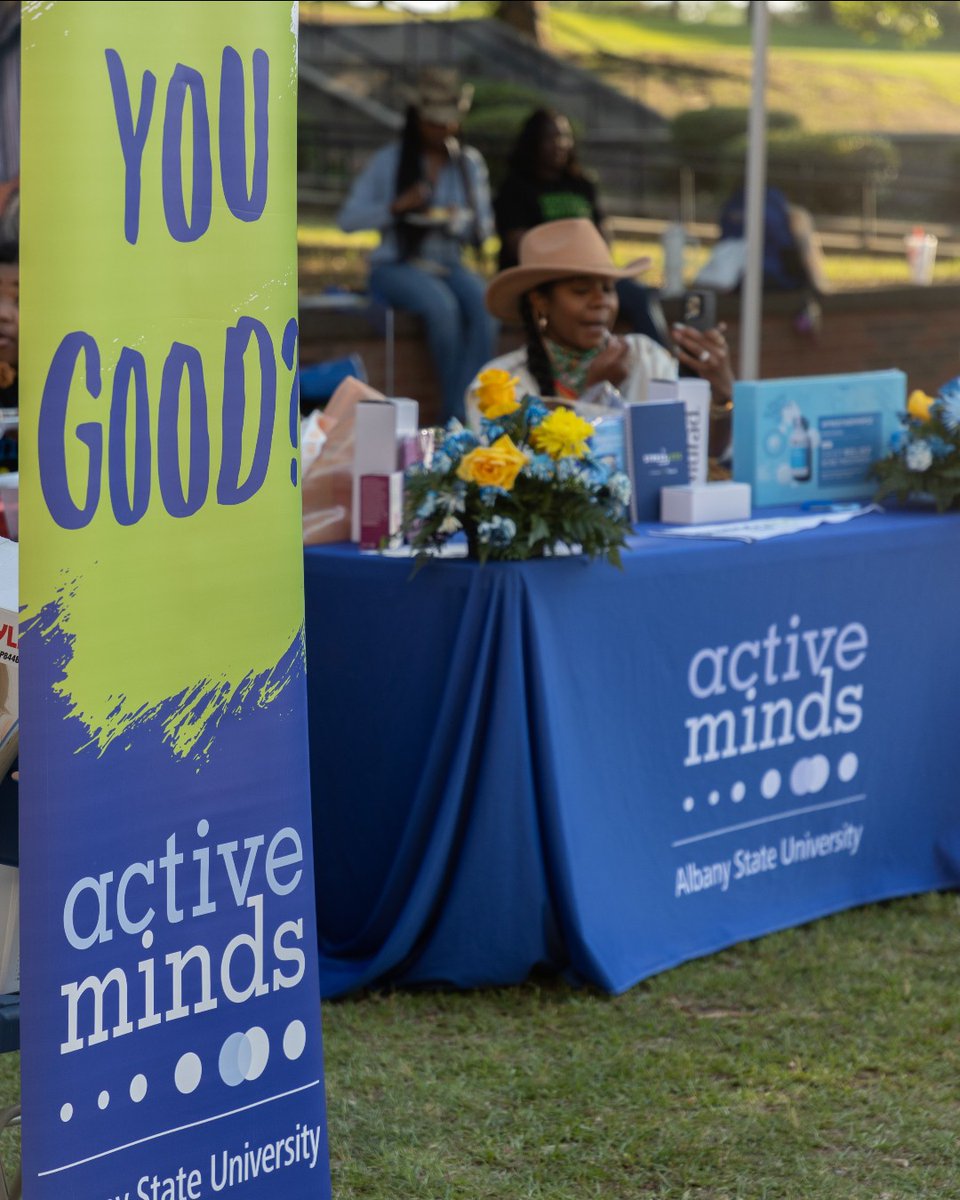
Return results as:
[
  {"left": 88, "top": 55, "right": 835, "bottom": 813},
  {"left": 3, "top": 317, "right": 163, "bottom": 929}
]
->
[
  {"left": 647, "top": 378, "right": 710, "bottom": 485},
  {"left": 0, "top": 865, "right": 17, "bottom": 994},
  {"left": 660, "top": 481, "right": 752, "bottom": 525},
  {"left": 351, "top": 398, "right": 419, "bottom": 542}
]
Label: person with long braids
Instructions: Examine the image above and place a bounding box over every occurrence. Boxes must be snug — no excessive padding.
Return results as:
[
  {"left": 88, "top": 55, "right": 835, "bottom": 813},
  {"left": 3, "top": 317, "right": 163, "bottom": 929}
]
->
[
  {"left": 337, "top": 69, "right": 497, "bottom": 422},
  {"left": 468, "top": 219, "right": 734, "bottom": 457}
]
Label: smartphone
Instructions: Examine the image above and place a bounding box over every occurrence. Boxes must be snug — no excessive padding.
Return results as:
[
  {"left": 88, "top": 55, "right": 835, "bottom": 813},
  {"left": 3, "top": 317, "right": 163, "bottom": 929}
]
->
[{"left": 681, "top": 289, "right": 717, "bottom": 332}]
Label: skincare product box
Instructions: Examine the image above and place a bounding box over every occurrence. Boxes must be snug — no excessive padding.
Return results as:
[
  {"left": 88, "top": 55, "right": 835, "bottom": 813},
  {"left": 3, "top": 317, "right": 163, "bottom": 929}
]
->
[
  {"left": 660, "top": 481, "right": 752, "bottom": 525},
  {"left": 351, "top": 398, "right": 419, "bottom": 542},
  {"left": 733, "top": 370, "right": 905, "bottom": 507},
  {"left": 648, "top": 378, "right": 710, "bottom": 485},
  {"left": 359, "top": 472, "right": 404, "bottom": 550},
  {"left": 624, "top": 400, "right": 690, "bottom": 523}
]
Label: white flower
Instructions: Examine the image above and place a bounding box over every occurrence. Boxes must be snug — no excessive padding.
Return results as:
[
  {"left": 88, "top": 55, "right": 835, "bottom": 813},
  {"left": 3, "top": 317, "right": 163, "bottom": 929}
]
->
[
  {"left": 440, "top": 486, "right": 466, "bottom": 514},
  {"left": 438, "top": 514, "right": 462, "bottom": 536},
  {"left": 607, "top": 472, "right": 632, "bottom": 505},
  {"left": 905, "top": 440, "right": 933, "bottom": 473}
]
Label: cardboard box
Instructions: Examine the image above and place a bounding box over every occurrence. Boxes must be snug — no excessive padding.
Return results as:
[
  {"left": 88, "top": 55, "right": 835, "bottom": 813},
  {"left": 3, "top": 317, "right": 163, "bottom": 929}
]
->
[
  {"left": 661, "top": 481, "right": 752, "bottom": 525},
  {"left": 0, "top": 475, "right": 18, "bottom": 542},
  {"left": 359, "top": 473, "right": 404, "bottom": 550},
  {"left": 733, "top": 370, "right": 905, "bottom": 507},
  {"left": 351, "top": 398, "right": 419, "bottom": 542}
]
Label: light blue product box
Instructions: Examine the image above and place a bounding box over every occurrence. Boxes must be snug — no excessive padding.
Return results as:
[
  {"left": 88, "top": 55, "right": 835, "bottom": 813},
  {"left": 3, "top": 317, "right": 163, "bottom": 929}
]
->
[{"left": 732, "top": 370, "right": 906, "bottom": 507}]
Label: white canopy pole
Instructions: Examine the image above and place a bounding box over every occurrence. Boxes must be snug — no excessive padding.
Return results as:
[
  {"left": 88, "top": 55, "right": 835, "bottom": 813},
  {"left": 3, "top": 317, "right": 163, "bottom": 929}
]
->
[{"left": 739, "top": 0, "right": 769, "bottom": 381}]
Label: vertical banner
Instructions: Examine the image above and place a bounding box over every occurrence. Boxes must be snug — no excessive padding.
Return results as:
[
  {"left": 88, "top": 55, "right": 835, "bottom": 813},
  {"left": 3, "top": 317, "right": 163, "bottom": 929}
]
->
[{"left": 19, "top": 3, "right": 331, "bottom": 1197}]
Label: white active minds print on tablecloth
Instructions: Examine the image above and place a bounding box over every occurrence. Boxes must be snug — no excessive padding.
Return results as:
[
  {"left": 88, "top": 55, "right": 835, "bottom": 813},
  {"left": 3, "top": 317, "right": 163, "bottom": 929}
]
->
[
  {"left": 673, "top": 613, "right": 868, "bottom": 901},
  {"left": 18, "top": 4, "right": 330, "bottom": 1198}
]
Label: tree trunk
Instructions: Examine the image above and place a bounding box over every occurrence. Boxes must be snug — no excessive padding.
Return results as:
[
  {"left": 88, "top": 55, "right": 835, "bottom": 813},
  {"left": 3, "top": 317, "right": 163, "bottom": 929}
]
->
[
  {"left": 494, "top": 0, "right": 548, "bottom": 46},
  {"left": 808, "top": 0, "right": 837, "bottom": 24}
]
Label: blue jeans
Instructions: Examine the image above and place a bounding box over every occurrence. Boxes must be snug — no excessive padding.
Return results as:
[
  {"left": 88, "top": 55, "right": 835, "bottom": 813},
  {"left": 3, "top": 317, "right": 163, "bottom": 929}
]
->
[{"left": 370, "top": 261, "right": 498, "bottom": 422}]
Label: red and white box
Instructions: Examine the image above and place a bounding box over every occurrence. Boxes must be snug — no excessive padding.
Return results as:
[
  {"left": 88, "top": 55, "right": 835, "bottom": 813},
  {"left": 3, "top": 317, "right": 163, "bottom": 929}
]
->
[
  {"left": 359, "top": 472, "right": 404, "bottom": 550},
  {"left": 351, "top": 398, "right": 419, "bottom": 542}
]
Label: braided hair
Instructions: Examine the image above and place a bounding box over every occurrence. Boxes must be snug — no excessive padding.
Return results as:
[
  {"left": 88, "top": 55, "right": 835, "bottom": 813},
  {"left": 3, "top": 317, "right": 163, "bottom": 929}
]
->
[
  {"left": 393, "top": 105, "right": 430, "bottom": 263},
  {"left": 520, "top": 290, "right": 555, "bottom": 397}
]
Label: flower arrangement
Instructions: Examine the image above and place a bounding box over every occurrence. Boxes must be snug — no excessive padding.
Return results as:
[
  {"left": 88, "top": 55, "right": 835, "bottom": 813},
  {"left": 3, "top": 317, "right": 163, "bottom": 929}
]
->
[
  {"left": 403, "top": 369, "right": 632, "bottom": 565},
  {"left": 872, "top": 376, "right": 960, "bottom": 511}
]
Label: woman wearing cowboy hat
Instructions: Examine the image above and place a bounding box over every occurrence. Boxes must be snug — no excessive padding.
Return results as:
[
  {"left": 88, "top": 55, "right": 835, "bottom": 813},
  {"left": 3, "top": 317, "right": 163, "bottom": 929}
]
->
[
  {"left": 338, "top": 68, "right": 497, "bottom": 423},
  {"left": 470, "top": 219, "right": 733, "bottom": 455}
]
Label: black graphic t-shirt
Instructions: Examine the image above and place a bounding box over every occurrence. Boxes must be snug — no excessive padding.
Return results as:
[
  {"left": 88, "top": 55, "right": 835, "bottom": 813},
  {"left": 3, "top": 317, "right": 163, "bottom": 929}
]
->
[{"left": 494, "top": 173, "right": 603, "bottom": 269}]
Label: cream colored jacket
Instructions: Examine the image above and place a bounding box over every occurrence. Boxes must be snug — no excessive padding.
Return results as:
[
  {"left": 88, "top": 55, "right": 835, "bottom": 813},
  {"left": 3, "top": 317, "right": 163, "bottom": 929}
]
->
[{"left": 465, "top": 334, "right": 678, "bottom": 431}]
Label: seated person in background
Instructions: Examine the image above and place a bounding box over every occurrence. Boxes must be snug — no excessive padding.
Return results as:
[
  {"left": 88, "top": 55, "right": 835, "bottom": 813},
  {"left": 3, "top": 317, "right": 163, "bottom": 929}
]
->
[
  {"left": 494, "top": 108, "right": 669, "bottom": 347},
  {"left": 469, "top": 219, "right": 733, "bottom": 457},
  {"left": 717, "top": 184, "right": 827, "bottom": 295},
  {"left": 337, "top": 68, "right": 497, "bottom": 423}
]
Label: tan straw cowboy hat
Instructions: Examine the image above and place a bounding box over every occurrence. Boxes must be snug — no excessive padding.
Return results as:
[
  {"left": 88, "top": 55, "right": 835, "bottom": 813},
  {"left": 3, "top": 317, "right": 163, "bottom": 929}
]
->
[
  {"left": 404, "top": 68, "right": 474, "bottom": 125},
  {"left": 485, "top": 218, "right": 651, "bottom": 324}
]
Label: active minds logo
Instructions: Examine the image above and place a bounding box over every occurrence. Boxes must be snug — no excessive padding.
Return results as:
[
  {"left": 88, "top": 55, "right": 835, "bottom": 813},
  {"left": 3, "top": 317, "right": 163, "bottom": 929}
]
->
[
  {"left": 641, "top": 446, "right": 683, "bottom": 467},
  {"left": 682, "top": 614, "right": 867, "bottom": 767}
]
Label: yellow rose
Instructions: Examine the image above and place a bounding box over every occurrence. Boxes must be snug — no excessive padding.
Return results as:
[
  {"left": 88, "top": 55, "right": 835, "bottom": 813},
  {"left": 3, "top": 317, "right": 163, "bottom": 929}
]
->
[
  {"left": 907, "top": 389, "right": 935, "bottom": 422},
  {"left": 530, "top": 407, "right": 595, "bottom": 460},
  {"left": 473, "top": 368, "right": 521, "bottom": 420},
  {"left": 457, "top": 435, "right": 528, "bottom": 491}
]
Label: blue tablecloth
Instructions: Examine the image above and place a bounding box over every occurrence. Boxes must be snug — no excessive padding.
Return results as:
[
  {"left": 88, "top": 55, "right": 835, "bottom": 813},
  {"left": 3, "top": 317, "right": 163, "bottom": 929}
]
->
[{"left": 304, "top": 509, "right": 960, "bottom": 997}]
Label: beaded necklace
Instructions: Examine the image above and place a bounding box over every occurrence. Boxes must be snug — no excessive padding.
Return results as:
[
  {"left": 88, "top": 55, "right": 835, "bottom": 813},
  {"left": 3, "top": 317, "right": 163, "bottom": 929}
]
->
[{"left": 544, "top": 337, "right": 602, "bottom": 400}]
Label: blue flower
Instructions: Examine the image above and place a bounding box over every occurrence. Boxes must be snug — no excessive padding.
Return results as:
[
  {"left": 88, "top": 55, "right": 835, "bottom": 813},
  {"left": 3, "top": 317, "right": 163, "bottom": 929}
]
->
[
  {"left": 477, "top": 515, "right": 517, "bottom": 546},
  {"left": 928, "top": 436, "right": 954, "bottom": 459},
  {"left": 432, "top": 451, "right": 454, "bottom": 474},
  {"left": 479, "top": 486, "right": 507, "bottom": 506},
  {"left": 523, "top": 397, "right": 549, "bottom": 427},
  {"left": 577, "top": 455, "right": 610, "bottom": 488},
  {"left": 906, "top": 439, "right": 933, "bottom": 472},
  {"left": 443, "top": 430, "right": 479, "bottom": 460},
  {"left": 480, "top": 420, "right": 505, "bottom": 442},
  {"left": 523, "top": 453, "right": 555, "bottom": 482},
  {"left": 889, "top": 428, "right": 908, "bottom": 453},
  {"left": 936, "top": 376, "right": 960, "bottom": 431},
  {"left": 556, "top": 458, "right": 583, "bottom": 482},
  {"left": 416, "top": 491, "right": 439, "bottom": 519}
]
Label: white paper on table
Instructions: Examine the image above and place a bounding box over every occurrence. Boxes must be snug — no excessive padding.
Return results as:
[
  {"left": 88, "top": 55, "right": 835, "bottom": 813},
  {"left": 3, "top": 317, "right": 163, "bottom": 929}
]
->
[
  {"left": 363, "top": 541, "right": 468, "bottom": 558},
  {"left": 647, "top": 504, "right": 881, "bottom": 543}
]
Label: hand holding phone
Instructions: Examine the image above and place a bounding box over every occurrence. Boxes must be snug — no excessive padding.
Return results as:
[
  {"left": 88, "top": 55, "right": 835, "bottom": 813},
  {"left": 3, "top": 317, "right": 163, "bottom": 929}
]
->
[{"left": 681, "top": 289, "right": 718, "bottom": 332}]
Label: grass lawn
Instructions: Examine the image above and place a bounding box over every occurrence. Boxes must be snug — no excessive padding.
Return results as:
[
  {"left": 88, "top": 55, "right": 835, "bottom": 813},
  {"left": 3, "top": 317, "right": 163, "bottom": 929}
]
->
[
  {"left": 324, "top": 890, "right": 960, "bottom": 1199},
  {"left": 2, "top": 890, "right": 959, "bottom": 1195},
  {"left": 545, "top": 7, "right": 960, "bottom": 133}
]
